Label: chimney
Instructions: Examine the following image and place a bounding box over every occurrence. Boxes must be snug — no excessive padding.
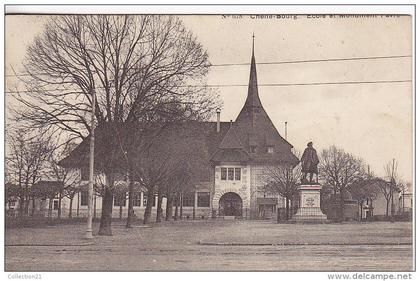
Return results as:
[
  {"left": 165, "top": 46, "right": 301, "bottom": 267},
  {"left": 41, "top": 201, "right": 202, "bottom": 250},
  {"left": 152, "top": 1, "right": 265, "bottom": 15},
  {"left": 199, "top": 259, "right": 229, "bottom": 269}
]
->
[
  {"left": 216, "top": 108, "right": 221, "bottom": 132},
  {"left": 284, "top": 121, "right": 288, "bottom": 141}
]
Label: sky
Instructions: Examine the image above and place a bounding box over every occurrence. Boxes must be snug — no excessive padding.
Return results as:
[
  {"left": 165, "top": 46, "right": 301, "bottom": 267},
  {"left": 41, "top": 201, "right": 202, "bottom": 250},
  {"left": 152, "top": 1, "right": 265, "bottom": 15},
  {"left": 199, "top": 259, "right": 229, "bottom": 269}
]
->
[{"left": 5, "top": 14, "right": 413, "bottom": 182}]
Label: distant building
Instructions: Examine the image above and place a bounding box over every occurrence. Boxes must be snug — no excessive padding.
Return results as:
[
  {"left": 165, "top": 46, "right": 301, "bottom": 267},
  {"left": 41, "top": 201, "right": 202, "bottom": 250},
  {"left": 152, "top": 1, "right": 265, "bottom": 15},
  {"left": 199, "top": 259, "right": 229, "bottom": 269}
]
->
[
  {"left": 360, "top": 182, "right": 411, "bottom": 220},
  {"left": 59, "top": 40, "right": 299, "bottom": 220},
  {"left": 369, "top": 190, "right": 400, "bottom": 220},
  {"left": 399, "top": 182, "right": 413, "bottom": 216}
]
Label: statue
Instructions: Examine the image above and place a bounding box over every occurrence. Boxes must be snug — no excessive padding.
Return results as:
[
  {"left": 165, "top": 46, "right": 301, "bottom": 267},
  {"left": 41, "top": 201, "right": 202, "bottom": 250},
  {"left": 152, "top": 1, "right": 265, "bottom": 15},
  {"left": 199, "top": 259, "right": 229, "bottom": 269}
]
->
[{"left": 301, "top": 141, "right": 319, "bottom": 183}]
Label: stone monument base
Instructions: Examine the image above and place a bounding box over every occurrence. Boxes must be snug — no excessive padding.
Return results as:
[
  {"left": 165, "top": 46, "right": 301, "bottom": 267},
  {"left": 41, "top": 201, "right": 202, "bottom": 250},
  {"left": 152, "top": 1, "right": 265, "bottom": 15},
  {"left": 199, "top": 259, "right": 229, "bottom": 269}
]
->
[{"left": 291, "top": 184, "right": 327, "bottom": 222}]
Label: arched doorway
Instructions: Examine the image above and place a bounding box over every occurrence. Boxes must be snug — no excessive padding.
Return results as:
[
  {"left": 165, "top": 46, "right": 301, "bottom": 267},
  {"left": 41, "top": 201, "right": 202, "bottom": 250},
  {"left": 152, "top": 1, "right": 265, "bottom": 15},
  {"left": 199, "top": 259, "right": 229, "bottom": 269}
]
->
[{"left": 219, "top": 192, "right": 243, "bottom": 217}]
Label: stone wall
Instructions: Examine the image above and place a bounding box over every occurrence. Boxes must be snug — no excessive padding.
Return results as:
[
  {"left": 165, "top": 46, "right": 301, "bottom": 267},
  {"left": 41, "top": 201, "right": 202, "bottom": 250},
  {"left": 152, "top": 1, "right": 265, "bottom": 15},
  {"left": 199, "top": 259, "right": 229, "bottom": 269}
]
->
[{"left": 212, "top": 164, "right": 250, "bottom": 218}]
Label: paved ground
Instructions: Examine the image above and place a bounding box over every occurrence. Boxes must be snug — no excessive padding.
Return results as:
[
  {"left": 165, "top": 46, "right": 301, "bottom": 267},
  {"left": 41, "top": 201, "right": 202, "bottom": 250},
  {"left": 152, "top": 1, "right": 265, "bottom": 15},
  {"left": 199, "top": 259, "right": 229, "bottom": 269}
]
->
[{"left": 5, "top": 220, "right": 413, "bottom": 271}]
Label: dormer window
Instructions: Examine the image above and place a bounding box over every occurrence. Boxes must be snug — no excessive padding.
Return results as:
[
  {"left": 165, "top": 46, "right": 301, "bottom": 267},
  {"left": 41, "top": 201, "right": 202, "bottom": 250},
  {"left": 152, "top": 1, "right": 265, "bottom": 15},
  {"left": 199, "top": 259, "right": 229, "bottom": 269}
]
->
[
  {"left": 267, "top": 146, "right": 274, "bottom": 153},
  {"left": 250, "top": 145, "right": 257, "bottom": 153}
]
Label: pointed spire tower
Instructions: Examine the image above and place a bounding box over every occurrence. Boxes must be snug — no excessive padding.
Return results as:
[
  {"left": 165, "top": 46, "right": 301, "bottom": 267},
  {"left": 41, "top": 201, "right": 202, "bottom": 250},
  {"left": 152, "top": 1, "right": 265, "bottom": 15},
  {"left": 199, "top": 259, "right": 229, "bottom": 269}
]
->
[
  {"left": 211, "top": 34, "right": 299, "bottom": 166},
  {"left": 236, "top": 33, "right": 263, "bottom": 125}
]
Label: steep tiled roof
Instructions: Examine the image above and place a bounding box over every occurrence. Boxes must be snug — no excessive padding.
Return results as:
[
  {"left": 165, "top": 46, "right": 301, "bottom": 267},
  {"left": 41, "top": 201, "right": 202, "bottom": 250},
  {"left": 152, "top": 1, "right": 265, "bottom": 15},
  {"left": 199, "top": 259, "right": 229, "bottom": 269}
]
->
[
  {"left": 59, "top": 121, "right": 232, "bottom": 182},
  {"left": 210, "top": 121, "right": 251, "bottom": 163},
  {"left": 60, "top": 39, "right": 299, "bottom": 178},
  {"left": 210, "top": 148, "right": 251, "bottom": 163},
  {"left": 218, "top": 123, "right": 243, "bottom": 149},
  {"left": 213, "top": 38, "right": 299, "bottom": 165}
]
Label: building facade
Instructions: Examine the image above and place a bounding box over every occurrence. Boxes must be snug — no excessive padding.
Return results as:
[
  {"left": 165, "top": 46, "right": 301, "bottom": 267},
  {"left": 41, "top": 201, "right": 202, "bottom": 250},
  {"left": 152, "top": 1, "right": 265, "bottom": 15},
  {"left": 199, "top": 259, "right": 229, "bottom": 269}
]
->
[{"left": 57, "top": 42, "right": 299, "bottom": 220}]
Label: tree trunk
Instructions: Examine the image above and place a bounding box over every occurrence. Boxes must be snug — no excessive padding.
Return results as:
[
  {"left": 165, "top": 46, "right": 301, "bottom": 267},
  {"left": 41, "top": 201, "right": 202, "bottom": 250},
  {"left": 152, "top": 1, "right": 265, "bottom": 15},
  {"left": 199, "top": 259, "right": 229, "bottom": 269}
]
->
[
  {"left": 57, "top": 192, "right": 62, "bottom": 219},
  {"left": 156, "top": 190, "right": 163, "bottom": 222},
  {"left": 68, "top": 196, "right": 73, "bottom": 218},
  {"left": 339, "top": 190, "right": 345, "bottom": 222},
  {"left": 24, "top": 194, "right": 30, "bottom": 216},
  {"left": 165, "top": 195, "right": 173, "bottom": 221},
  {"left": 285, "top": 197, "right": 290, "bottom": 220},
  {"left": 385, "top": 199, "right": 390, "bottom": 218},
  {"left": 192, "top": 193, "right": 196, "bottom": 220},
  {"left": 48, "top": 197, "right": 53, "bottom": 220},
  {"left": 98, "top": 187, "right": 114, "bottom": 236},
  {"left": 179, "top": 194, "right": 183, "bottom": 220},
  {"left": 290, "top": 196, "right": 294, "bottom": 216},
  {"left": 369, "top": 197, "right": 374, "bottom": 221},
  {"left": 18, "top": 196, "right": 24, "bottom": 217},
  {"left": 76, "top": 192, "right": 80, "bottom": 218},
  {"left": 93, "top": 194, "right": 97, "bottom": 219},
  {"left": 31, "top": 196, "right": 35, "bottom": 216},
  {"left": 174, "top": 196, "right": 179, "bottom": 221},
  {"left": 119, "top": 205, "right": 123, "bottom": 219},
  {"left": 126, "top": 169, "right": 135, "bottom": 228},
  {"left": 143, "top": 187, "right": 155, "bottom": 224}
]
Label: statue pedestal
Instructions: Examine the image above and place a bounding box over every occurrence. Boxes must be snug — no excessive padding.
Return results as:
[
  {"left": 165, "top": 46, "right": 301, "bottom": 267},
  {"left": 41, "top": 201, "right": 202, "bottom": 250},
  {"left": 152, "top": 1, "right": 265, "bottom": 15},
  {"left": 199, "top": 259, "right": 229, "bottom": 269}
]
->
[{"left": 291, "top": 184, "right": 327, "bottom": 222}]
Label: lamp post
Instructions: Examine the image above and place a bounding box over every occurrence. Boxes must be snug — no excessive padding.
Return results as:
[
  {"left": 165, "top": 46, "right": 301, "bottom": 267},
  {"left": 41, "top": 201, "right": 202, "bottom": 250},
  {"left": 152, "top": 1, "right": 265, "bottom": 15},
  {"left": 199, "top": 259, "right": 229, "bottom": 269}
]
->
[
  {"left": 86, "top": 88, "right": 96, "bottom": 239},
  {"left": 390, "top": 158, "right": 395, "bottom": 223}
]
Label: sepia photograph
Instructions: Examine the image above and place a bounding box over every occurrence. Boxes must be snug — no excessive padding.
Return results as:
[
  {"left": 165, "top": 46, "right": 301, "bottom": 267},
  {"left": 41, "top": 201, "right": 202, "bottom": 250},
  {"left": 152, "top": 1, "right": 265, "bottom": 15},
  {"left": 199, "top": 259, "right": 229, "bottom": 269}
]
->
[{"left": 3, "top": 4, "right": 415, "bottom": 274}]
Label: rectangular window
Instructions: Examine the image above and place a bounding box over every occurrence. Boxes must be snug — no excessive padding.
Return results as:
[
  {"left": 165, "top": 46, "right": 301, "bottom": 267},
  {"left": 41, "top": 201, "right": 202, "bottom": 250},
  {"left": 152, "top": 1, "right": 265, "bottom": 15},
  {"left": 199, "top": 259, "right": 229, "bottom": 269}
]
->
[
  {"left": 221, "top": 168, "right": 227, "bottom": 180},
  {"left": 250, "top": 146, "right": 257, "bottom": 153},
  {"left": 267, "top": 146, "right": 274, "bottom": 153},
  {"left": 228, "top": 168, "right": 234, "bottom": 180},
  {"left": 80, "top": 191, "right": 88, "bottom": 206},
  {"left": 53, "top": 200, "right": 59, "bottom": 210},
  {"left": 235, "top": 168, "right": 241, "bottom": 181},
  {"left": 183, "top": 192, "right": 195, "bottom": 207},
  {"left": 197, "top": 192, "right": 210, "bottom": 207},
  {"left": 133, "top": 192, "right": 141, "bottom": 207},
  {"left": 114, "top": 193, "right": 127, "bottom": 207}
]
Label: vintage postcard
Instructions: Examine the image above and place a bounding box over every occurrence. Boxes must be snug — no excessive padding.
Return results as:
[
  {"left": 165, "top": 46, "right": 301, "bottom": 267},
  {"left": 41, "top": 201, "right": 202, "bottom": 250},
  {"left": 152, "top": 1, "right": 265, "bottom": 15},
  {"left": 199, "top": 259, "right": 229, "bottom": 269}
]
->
[{"left": 3, "top": 5, "right": 415, "bottom": 275}]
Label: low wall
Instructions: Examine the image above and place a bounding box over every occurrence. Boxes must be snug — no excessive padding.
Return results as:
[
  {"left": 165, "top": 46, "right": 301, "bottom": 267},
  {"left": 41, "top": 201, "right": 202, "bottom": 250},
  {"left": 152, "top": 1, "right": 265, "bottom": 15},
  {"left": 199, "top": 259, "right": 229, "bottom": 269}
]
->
[{"left": 28, "top": 206, "right": 212, "bottom": 220}]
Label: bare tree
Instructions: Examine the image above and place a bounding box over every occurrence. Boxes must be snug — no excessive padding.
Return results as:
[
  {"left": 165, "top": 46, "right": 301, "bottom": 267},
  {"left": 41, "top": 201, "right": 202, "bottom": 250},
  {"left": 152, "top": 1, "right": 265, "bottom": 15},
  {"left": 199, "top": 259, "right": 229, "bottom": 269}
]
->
[
  {"left": 319, "top": 146, "right": 366, "bottom": 222},
  {"left": 128, "top": 122, "right": 208, "bottom": 224},
  {"left": 163, "top": 162, "right": 197, "bottom": 222},
  {"left": 14, "top": 15, "right": 219, "bottom": 235},
  {"left": 46, "top": 142, "right": 80, "bottom": 219},
  {"left": 32, "top": 180, "right": 64, "bottom": 219},
  {"left": 6, "top": 131, "right": 52, "bottom": 216},
  {"left": 348, "top": 177, "right": 381, "bottom": 221},
  {"left": 132, "top": 135, "right": 179, "bottom": 225},
  {"left": 379, "top": 160, "right": 405, "bottom": 219},
  {"left": 64, "top": 185, "right": 82, "bottom": 219},
  {"left": 264, "top": 165, "right": 301, "bottom": 221},
  {"left": 5, "top": 182, "right": 20, "bottom": 216},
  {"left": 121, "top": 123, "right": 169, "bottom": 228}
]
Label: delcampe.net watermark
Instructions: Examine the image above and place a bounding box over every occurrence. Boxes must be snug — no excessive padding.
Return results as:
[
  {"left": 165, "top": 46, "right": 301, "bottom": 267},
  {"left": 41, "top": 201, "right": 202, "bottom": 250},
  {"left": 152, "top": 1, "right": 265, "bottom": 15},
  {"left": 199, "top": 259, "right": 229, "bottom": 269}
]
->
[{"left": 328, "top": 273, "right": 413, "bottom": 281}]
